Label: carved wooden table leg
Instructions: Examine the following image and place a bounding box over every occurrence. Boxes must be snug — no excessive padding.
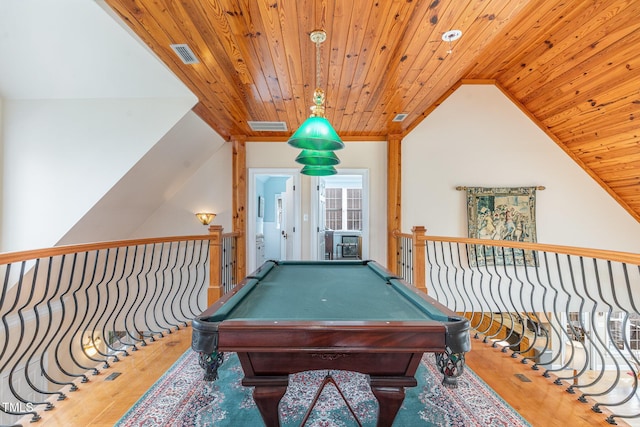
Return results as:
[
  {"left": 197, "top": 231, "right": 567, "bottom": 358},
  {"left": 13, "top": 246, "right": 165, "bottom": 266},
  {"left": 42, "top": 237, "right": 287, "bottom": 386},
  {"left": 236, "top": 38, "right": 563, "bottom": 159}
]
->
[
  {"left": 369, "top": 376, "right": 416, "bottom": 427},
  {"left": 243, "top": 377, "right": 289, "bottom": 427}
]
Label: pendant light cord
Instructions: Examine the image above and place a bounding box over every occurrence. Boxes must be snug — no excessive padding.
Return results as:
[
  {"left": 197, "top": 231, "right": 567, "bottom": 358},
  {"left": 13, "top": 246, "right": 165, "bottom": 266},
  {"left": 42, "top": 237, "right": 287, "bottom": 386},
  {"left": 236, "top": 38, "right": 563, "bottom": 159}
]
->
[{"left": 315, "top": 36, "right": 321, "bottom": 89}]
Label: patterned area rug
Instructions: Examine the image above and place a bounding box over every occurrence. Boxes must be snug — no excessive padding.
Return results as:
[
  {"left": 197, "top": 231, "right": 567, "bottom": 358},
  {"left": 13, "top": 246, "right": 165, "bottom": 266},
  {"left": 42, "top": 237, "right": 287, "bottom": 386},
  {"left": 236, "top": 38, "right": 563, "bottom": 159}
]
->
[{"left": 116, "top": 350, "right": 531, "bottom": 427}]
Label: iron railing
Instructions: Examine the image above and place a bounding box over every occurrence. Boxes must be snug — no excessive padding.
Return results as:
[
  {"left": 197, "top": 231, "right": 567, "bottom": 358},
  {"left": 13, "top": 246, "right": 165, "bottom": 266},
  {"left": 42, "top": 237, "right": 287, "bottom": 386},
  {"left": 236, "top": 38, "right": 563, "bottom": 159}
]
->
[
  {"left": 221, "top": 232, "right": 239, "bottom": 296},
  {"left": 0, "top": 230, "right": 241, "bottom": 427},
  {"left": 394, "top": 229, "right": 640, "bottom": 426}
]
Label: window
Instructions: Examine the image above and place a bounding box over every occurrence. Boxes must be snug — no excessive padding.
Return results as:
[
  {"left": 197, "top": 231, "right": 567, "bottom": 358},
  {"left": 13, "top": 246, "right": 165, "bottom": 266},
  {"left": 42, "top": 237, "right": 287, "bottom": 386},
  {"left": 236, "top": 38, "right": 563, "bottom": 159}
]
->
[
  {"left": 347, "top": 189, "right": 362, "bottom": 230},
  {"left": 609, "top": 312, "right": 640, "bottom": 351},
  {"left": 567, "top": 312, "right": 586, "bottom": 342},
  {"left": 325, "top": 188, "right": 362, "bottom": 231},
  {"left": 325, "top": 188, "right": 342, "bottom": 230}
]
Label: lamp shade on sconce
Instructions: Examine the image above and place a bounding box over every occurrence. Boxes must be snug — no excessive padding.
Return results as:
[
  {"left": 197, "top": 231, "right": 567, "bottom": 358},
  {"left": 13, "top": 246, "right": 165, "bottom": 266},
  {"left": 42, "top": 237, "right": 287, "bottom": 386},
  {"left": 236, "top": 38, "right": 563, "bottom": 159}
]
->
[
  {"left": 300, "top": 165, "right": 337, "bottom": 176},
  {"left": 287, "top": 117, "right": 344, "bottom": 151},
  {"left": 195, "top": 212, "right": 216, "bottom": 225},
  {"left": 295, "top": 149, "right": 340, "bottom": 166}
]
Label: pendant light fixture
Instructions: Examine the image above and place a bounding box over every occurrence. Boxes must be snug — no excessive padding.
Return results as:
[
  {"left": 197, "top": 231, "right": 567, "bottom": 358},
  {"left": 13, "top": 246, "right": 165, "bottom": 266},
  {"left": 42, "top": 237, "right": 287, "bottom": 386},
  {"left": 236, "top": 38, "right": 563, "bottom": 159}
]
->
[
  {"left": 288, "top": 30, "right": 343, "bottom": 176},
  {"left": 300, "top": 165, "right": 338, "bottom": 176},
  {"left": 295, "top": 149, "right": 340, "bottom": 166}
]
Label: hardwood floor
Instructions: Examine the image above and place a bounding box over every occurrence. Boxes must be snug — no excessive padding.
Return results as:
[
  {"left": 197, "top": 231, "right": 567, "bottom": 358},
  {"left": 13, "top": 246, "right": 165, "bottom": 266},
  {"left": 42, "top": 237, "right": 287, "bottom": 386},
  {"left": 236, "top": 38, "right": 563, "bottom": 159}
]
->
[
  {"left": 17, "top": 329, "right": 192, "bottom": 427},
  {"left": 21, "top": 326, "right": 627, "bottom": 427},
  {"left": 465, "top": 337, "right": 627, "bottom": 427}
]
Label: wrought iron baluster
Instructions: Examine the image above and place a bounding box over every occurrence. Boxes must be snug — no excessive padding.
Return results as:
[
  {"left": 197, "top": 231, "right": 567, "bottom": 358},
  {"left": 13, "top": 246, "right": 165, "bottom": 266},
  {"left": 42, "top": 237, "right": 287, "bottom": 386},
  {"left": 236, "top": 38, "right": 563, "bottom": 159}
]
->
[
  {"left": 106, "top": 247, "right": 133, "bottom": 355},
  {"left": 51, "top": 253, "right": 89, "bottom": 384},
  {"left": 140, "top": 243, "right": 163, "bottom": 340},
  {"left": 76, "top": 250, "right": 105, "bottom": 371},
  {"left": 158, "top": 242, "right": 180, "bottom": 332},
  {"left": 169, "top": 241, "right": 189, "bottom": 328},
  {"left": 121, "top": 245, "right": 147, "bottom": 348},
  {"left": 64, "top": 251, "right": 99, "bottom": 375}
]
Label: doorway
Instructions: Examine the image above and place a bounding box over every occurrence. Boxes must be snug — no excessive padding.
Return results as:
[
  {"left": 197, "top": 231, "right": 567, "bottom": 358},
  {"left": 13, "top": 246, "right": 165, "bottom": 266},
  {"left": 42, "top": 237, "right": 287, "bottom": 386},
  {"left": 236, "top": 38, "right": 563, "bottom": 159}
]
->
[
  {"left": 248, "top": 169, "right": 301, "bottom": 273},
  {"left": 311, "top": 170, "right": 369, "bottom": 261}
]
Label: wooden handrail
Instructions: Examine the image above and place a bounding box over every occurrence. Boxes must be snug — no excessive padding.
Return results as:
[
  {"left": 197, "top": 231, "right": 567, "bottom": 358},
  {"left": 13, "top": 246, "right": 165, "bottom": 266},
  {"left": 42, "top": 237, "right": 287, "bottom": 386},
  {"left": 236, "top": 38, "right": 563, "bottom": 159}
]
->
[
  {"left": 422, "top": 234, "right": 640, "bottom": 265},
  {"left": 394, "top": 232, "right": 412, "bottom": 239},
  {"left": 0, "top": 234, "right": 212, "bottom": 265},
  {"left": 222, "top": 231, "right": 243, "bottom": 238}
]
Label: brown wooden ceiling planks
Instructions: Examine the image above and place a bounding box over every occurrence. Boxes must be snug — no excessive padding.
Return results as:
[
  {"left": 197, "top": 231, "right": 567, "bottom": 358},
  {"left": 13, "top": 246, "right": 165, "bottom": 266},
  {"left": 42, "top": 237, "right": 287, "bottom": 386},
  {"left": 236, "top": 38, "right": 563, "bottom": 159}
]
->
[{"left": 103, "top": 0, "right": 640, "bottom": 222}]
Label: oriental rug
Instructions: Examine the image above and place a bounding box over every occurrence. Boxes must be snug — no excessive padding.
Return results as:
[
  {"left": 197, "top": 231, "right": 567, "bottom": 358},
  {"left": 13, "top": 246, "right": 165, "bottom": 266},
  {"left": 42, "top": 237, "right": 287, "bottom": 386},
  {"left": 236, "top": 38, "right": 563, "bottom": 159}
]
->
[{"left": 116, "top": 350, "right": 531, "bottom": 427}]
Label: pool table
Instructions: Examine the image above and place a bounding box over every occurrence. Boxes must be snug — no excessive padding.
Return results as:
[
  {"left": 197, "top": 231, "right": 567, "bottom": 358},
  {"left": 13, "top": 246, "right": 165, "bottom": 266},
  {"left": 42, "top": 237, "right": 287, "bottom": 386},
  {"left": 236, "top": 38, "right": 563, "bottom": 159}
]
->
[{"left": 192, "top": 260, "right": 470, "bottom": 427}]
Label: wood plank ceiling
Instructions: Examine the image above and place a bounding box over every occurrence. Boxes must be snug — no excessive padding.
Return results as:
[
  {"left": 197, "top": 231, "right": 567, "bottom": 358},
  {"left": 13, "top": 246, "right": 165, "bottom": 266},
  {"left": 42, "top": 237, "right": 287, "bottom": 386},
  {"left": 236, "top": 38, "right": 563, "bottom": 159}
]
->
[{"left": 105, "top": 0, "right": 640, "bottom": 222}]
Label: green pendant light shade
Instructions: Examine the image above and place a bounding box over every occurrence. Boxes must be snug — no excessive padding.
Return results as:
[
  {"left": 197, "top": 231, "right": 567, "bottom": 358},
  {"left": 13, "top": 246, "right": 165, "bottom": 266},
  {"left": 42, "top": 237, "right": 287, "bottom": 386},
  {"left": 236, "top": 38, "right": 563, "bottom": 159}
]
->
[
  {"left": 290, "top": 30, "right": 343, "bottom": 176},
  {"left": 295, "top": 149, "right": 340, "bottom": 166},
  {"left": 300, "top": 165, "right": 338, "bottom": 176},
  {"left": 287, "top": 116, "right": 345, "bottom": 151}
]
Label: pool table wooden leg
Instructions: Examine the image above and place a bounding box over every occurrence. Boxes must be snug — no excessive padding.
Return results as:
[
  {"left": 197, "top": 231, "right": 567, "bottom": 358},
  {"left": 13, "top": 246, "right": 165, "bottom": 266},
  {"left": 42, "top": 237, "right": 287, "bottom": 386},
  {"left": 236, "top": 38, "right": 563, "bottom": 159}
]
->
[
  {"left": 243, "top": 376, "right": 289, "bottom": 427},
  {"left": 369, "top": 376, "right": 417, "bottom": 427}
]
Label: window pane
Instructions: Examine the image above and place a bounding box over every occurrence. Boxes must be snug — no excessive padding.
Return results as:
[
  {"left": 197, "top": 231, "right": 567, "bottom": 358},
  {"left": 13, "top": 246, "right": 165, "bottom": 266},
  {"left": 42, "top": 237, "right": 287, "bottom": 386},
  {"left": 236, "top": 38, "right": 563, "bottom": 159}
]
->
[
  {"left": 609, "top": 312, "right": 625, "bottom": 350},
  {"left": 326, "top": 188, "right": 342, "bottom": 230},
  {"left": 347, "top": 189, "right": 362, "bottom": 230},
  {"left": 631, "top": 313, "right": 640, "bottom": 350}
]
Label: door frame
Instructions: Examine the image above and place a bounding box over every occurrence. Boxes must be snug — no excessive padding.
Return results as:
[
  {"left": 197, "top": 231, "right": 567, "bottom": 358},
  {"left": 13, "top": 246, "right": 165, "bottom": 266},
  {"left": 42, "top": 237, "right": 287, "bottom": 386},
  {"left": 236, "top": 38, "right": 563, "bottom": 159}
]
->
[
  {"left": 310, "top": 168, "right": 370, "bottom": 260},
  {"left": 247, "top": 168, "right": 301, "bottom": 272}
]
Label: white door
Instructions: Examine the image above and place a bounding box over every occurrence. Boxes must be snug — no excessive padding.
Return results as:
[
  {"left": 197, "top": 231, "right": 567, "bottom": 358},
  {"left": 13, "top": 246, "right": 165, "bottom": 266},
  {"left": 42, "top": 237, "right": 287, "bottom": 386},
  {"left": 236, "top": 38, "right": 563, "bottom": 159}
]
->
[
  {"left": 283, "top": 177, "right": 295, "bottom": 259},
  {"left": 317, "top": 179, "right": 327, "bottom": 260},
  {"left": 311, "top": 170, "right": 369, "bottom": 260},
  {"left": 279, "top": 192, "right": 287, "bottom": 260},
  {"left": 248, "top": 168, "right": 302, "bottom": 272}
]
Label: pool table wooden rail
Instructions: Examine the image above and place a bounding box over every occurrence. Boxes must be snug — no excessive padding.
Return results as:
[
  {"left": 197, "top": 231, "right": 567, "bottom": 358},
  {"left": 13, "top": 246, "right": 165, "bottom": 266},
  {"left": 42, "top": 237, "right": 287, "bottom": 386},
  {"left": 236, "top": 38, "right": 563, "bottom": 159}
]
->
[{"left": 217, "top": 320, "right": 449, "bottom": 352}]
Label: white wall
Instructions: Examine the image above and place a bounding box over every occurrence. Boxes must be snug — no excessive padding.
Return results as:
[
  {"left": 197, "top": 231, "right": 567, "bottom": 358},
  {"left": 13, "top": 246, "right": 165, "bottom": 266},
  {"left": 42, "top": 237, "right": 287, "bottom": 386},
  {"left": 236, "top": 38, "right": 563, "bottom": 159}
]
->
[
  {"left": 56, "top": 111, "right": 230, "bottom": 243},
  {"left": 131, "top": 136, "right": 233, "bottom": 238},
  {"left": 0, "top": 98, "right": 3, "bottom": 247},
  {"left": 403, "top": 84, "right": 640, "bottom": 253},
  {"left": 0, "top": 0, "right": 199, "bottom": 252},
  {"left": 2, "top": 98, "right": 195, "bottom": 251},
  {"left": 247, "top": 141, "right": 388, "bottom": 265}
]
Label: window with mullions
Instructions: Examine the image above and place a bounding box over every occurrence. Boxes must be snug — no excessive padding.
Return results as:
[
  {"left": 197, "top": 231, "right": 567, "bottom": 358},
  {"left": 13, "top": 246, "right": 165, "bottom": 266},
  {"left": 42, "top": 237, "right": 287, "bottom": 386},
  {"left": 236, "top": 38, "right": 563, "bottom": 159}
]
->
[
  {"left": 325, "top": 188, "right": 362, "bottom": 231},
  {"left": 325, "top": 188, "right": 342, "bottom": 230},
  {"left": 567, "top": 312, "right": 586, "bottom": 342},
  {"left": 609, "top": 312, "right": 640, "bottom": 351},
  {"left": 347, "top": 189, "right": 362, "bottom": 231}
]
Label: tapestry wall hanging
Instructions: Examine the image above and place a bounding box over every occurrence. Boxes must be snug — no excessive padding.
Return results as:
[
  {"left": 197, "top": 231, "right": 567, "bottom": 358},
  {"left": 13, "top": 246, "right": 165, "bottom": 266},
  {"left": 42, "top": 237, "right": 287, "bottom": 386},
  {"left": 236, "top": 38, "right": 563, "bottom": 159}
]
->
[{"left": 464, "top": 186, "right": 539, "bottom": 266}]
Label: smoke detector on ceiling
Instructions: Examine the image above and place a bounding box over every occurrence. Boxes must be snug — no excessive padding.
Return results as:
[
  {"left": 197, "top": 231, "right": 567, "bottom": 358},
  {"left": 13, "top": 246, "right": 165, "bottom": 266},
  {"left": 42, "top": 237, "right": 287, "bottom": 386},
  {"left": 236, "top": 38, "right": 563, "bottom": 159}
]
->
[
  {"left": 442, "top": 30, "right": 463, "bottom": 55},
  {"left": 442, "top": 30, "right": 462, "bottom": 42}
]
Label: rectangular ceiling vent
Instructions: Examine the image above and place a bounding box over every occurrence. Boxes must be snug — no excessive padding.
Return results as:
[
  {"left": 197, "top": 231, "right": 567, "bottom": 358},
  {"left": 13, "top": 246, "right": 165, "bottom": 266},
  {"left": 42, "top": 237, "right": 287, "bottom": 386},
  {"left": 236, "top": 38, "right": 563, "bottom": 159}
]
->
[
  {"left": 248, "top": 121, "right": 288, "bottom": 131},
  {"left": 392, "top": 113, "right": 408, "bottom": 122},
  {"left": 170, "top": 44, "right": 199, "bottom": 64}
]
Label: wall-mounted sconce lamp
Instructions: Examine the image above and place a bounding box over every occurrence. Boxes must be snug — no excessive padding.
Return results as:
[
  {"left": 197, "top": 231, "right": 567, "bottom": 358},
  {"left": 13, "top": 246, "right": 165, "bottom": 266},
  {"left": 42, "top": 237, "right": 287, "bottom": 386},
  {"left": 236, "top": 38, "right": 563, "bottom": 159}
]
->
[{"left": 195, "top": 212, "right": 216, "bottom": 226}]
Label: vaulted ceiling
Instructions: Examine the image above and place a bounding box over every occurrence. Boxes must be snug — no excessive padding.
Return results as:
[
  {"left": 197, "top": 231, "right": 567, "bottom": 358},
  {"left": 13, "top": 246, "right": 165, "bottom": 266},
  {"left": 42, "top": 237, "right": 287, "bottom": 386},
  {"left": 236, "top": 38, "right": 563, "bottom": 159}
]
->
[{"left": 104, "top": 0, "right": 640, "bottom": 222}]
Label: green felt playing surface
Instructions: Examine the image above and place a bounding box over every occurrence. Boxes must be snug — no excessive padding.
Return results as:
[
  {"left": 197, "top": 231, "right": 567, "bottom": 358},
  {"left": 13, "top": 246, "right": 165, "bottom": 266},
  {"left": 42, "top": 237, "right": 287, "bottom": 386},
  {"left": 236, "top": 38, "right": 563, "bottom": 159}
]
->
[{"left": 219, "top": 261, "right": 448, "bottom": 322}]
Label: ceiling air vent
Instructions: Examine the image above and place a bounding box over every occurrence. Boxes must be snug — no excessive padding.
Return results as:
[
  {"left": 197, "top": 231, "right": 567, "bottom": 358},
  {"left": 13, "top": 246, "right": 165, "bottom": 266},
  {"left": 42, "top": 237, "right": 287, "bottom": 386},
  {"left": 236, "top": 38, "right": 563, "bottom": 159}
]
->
[
  {"left": 392, "top": 113, "right": 408, "bottom": 122},
  {"left": 248, "top": 121, "right": 288, "bottom": 132},
  {"left": 170, "top": 44, "right": 199, "bottom": 64}
]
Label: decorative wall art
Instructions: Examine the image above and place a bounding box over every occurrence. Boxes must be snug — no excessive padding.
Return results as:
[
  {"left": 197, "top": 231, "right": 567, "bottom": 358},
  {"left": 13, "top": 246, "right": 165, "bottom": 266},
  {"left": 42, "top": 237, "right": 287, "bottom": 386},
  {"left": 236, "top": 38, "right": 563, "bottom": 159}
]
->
[{"left": 463, "top": 186, "right": 540, "bottom": 266}]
